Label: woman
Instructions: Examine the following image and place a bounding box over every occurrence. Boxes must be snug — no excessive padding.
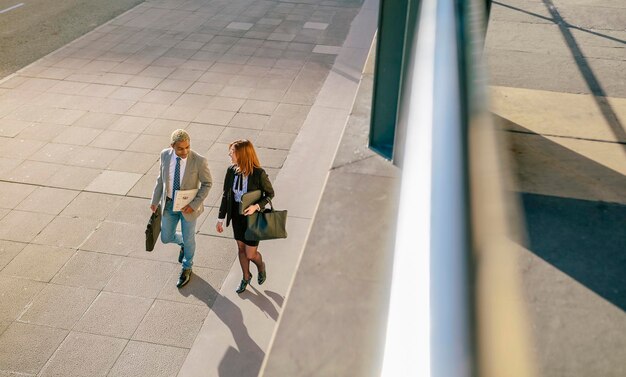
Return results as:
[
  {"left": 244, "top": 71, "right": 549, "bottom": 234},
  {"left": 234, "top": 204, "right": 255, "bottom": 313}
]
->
[{"left": 216, "top": 139, "right": 274, "bottom": 293}]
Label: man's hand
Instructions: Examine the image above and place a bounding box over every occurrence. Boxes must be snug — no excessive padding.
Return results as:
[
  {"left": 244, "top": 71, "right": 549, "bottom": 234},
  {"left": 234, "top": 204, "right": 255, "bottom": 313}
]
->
[
  {"left": 150, "top": 204, "right": 157, "bottom": 213},
  {"left": 216, "top": 220, "right": 224, "bottom": 233},
  {"left": 181, "top": 205, "right": 194, "bottom": 214}
]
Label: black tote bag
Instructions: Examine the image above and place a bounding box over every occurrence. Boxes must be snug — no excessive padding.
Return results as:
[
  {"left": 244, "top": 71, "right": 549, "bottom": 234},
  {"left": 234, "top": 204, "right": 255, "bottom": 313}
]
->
[
  {"left": 145, "top": 204, "right": 161, "bottom": 251},
  {"left": 245, "top": 199, "right": 287, "bottom": 241}
]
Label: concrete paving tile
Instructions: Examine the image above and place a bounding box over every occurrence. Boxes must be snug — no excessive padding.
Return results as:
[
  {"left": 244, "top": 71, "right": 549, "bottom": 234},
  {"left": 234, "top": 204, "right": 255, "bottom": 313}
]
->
[
  {"left": 197, "top": 207, "right": 229, "bottom": 238},
  {"left": 217, "top": 127, "right": 259, "bottom": 144},
  {"left": 160, "top": 105, "right": 203, "bottom": 122},
  {"left": 125, "top": 102, "right": 169, "bottom": 118},
  {"left": 126, "top": 75, "right": 164, "bottom": 89},
  {"left": 0, "top": 211, "right": 54, "bottom": 243},
  {"left": 240, "top": 100, "right": 278, "bottom": 116},
  {"left": 227, "top": 22, "right": 254, "bottom": 31},
  {"left": 0, "top": 323, "right": 67, "bottom": 375},
  {"left": 61, "top": 192, "right": 122, "bottom": 220},
  {"left": 141, "top": 89, "right": 182, "bottom": 105},
  {"left": 109, "top": 87, "right": 151, "bottom": 101},
  {"left": 85, "top": 170, "right": 143, "bottom": 195},
  {"left": 108, "top": 341, "right": 188, "bottom": 377},
  {"left": 206, "top": 96, "right": 245, "bottom": 112},
  {"left": 0, "top": 138, "right": 45, "bottom": 159},
  {"left": 108, "top": 115, "right": 154, "bottom": 134},
  {"left": 0, "top": 182, "right": 36, "bottom": 210},
  {"left": 198, "top": 71, "right": 236, "bottom": 85},
  {"left": 105, "top": 196, "right": 152, "bottom": 226},
  {"left": 141, "top": 66, "right": 177, "bottom": 78},
  {"left": 1, "top": 161, "right": 61, "bottom": 186},
  {"left": 0, "top": 276, "right": 45, "bottom": 323},
  {"left": 155, "top": 79, "right": 193, "bottom": 93},
  {"left": 158, "top": 266, "right": 228, "bottom": 306},
  {"left": 248, "top": 87, "right": 287, "bottom": 102},
  {"left": 255, "top": 130, "right": 296, "bottom": 150},
  {"left": 16, "top": 123, "right": 68, "bottom": 141},
  {"left": 1, "top": 244, "right": 75, "bottom": 282},
  {"left": 127, "top": 172, "right": 157, "bottom": 198},
  {"left": 127, "top": 134, "right": 170, "bottom": 154},
  {"left": 304, "top": 22, "right": 328, "bottom": 30},
  {"left": 51, "top": 250, "right": 123, "bottom": 290},
  {"left": 229, "top": 113, "right": 269, "bottom": 130},
  {"left": 29, "top": 143, "right": 80, "bottom": 164},
  {"left": 52, "top": 123, "right": 102, "bottom": 145},
  {"left": 132, "top": 299, "right": 209, "bottom": 348},
  {"left": 143, "top": 119, "right": 188, "bottom": 136},
  {"left": 15, "top": 78, "right": 60, "bottom": 92},
  {"left": 0, "top": 240, "right": 26, "bottom": 271},
  {"left": 32, "top": 216, "right": 99, "bottom": 249},
  {"left": 81, "top": 221, "right": 145, "bottom": 256},
  {"left": 185, "top": 123, "right": 224, "bottom": 142},
  {"left": 19, "top": 284, "right": 98, "bottom": 329},
  {"left": 187, "top": 234, "right": 237, "bottom": 271},
  {"left": 0, "top": 158, "right": 21, "bottom": 177},
  {"left": 47, "top": 165, "right": 102, "bottom": 190},
  {"left": 80, "top": 83, "right": 119, "bottom": 98},
  {"left": 219, "top": 85, "right": 253, "bottom": 99},
  {"left": 228, "top": 74, "right": 262, "bottom": 88},
  {"left": 74, "top": 292, "right": 153, "bottom": 338},
  {"left": 107, "top": 150, "right": 157, "bottom": 174},
  {"left": 172, "top": 93, "right": 211, "bottom": 109},
  {"left": 91, "top": 98, "right": 136, "bottom": 115},
  {"left": 45, "top": 108, "right": 87, "bottom": 126},
  {"left": 39, "top": 332, "right": 127, "bottom": 377},
  {"left": 256, "top": 148, "right": 289, "bottom": 168},
  {"left": 104, "top": 258, "right": 175, "bottom": 298},
  {"left": 168, "top": 68, "right": 204, "bottom": 82},
  {"left": 187, "top": 82, "right": 224, "bottom": 96},
  {"left": 72, "top": 147, "right": 120, "bottom": 169},
  {"left": 0, "top": 119, "right": 32, "bottom": 138},
  {"left": 89, "top": 130, "right": 139, "bottom": 150},
  {"left": 193, "top": 108, "right": 236, "bottom": 126}
]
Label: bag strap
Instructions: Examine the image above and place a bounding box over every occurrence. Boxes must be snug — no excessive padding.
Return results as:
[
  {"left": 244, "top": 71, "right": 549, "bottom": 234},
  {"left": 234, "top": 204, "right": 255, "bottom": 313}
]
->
[{"left": 266, "top": 198, "right": 274, "bottom": 211}]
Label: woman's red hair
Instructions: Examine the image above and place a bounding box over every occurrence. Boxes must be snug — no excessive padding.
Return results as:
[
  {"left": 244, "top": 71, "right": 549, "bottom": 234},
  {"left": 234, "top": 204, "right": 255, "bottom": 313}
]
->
[{"left": 230, "top": 139, "right": 260, "bottom": 176}]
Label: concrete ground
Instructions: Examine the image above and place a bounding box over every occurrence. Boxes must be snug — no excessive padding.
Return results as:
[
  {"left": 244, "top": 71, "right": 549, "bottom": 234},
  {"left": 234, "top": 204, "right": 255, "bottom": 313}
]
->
[
  {"left": 0, "top": 0, "right": 624, "bottom": 376},
  {"left": 487, "top": 0, "right": 626, "bottom": 376}
]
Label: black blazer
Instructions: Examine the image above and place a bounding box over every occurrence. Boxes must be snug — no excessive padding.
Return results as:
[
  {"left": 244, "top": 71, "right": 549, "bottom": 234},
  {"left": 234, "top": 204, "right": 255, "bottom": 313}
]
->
[{"left": 218, "top": 165, "right": 275, "bottom": 227}]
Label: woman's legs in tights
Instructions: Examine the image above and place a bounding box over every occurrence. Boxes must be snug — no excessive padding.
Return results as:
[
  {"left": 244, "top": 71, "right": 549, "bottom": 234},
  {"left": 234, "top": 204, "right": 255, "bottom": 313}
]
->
[{"left": 237, "top": 241, "right": 265, "bottom": 281}]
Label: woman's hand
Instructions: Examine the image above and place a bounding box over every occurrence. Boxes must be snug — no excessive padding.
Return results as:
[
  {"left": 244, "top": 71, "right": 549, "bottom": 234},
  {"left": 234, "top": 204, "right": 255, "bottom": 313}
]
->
[
  {"left": 181, "top": 205, "right": 194, "bottom": 214},
  {"left": 150, "top": 204, "right": 157, "bottom": 213},
  {"left": 216, "top": 220, "right": 224, "bottom": 233},
  {"left": 243, "top": 204, "right": 261, "bottom": 216}
]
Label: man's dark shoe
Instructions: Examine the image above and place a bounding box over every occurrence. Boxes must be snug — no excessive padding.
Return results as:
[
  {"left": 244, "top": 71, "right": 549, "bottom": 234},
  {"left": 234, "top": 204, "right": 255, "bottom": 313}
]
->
[
  {"left": 178, "top": 247, "right": 184, "bottom": 263},
  {"left": 176, "top": 268, "right": 192, "bottom": 288}
]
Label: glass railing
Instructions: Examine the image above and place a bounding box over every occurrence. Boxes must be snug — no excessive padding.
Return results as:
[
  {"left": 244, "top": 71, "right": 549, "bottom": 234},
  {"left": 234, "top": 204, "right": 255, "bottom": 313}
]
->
[{"left": 380, "top": 0, "right": 535, "bottom": 376}]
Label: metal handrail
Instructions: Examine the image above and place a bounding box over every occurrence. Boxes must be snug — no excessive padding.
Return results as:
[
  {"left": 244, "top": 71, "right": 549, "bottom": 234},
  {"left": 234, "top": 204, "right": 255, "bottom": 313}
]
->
[{"left": 381, "top": 0, "right": 535, "bottom": 375}]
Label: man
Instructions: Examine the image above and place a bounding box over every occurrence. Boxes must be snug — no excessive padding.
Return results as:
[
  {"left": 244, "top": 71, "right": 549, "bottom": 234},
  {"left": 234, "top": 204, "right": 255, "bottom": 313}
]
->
[{"left": 151, "top": 129, "right": 212, "bottom": 288}]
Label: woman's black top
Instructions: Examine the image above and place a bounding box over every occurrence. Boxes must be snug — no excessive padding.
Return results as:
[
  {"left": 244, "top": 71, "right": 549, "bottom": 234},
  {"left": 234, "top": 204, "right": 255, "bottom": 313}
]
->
[{"left": 218, "top": 165, "right": 274, "bottom": 227}]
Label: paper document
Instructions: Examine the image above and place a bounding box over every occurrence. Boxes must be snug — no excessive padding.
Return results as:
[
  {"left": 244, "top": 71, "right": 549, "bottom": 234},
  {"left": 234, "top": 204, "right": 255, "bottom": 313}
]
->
[{"left": 173, "top": 189, "right": 198, "bottom": 211}]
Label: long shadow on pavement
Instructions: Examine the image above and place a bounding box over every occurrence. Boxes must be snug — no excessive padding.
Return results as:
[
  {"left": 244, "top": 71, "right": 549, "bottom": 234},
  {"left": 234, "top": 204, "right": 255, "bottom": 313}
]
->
[
  {"left": 499, "top": 115, "right": 626, "bottom": 311},
  {"left": 177, "top": 272, "right": 282, "bottom": 377}
]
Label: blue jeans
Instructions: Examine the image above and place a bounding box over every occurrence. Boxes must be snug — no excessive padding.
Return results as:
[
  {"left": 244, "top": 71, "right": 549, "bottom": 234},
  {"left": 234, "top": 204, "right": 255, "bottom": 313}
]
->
[{"left": 161, "top": 199, "right": 197, "bottom": 270}]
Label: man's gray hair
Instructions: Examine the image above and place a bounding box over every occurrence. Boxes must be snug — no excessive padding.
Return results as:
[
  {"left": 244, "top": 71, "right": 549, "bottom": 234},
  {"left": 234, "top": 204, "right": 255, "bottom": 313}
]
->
[{"left": 170, "top": 129, "right": 190, "bottom": 145}]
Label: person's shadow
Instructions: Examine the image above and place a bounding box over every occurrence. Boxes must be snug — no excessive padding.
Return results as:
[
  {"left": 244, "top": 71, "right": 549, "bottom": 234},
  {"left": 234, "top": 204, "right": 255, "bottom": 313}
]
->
[{"left": 178, "top": 273, "right": 284, "bottom": 377}]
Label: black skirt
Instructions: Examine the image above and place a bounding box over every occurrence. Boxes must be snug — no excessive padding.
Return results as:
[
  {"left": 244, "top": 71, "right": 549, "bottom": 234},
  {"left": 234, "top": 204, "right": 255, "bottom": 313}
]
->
[{"left": 230, "top": 206, "right": 259, "bottom": 247}]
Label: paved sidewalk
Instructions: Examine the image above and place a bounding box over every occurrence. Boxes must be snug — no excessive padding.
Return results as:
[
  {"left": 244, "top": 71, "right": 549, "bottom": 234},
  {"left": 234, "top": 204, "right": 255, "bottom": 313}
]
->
[{"left": 0, "top": 0, "right": 371, "bottom": 376}]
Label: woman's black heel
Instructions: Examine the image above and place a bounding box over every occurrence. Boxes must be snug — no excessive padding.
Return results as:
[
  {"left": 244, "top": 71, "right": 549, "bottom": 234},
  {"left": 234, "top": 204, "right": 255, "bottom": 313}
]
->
[{"left": 236, "top": 274, "right": 252, "bottom": 293}]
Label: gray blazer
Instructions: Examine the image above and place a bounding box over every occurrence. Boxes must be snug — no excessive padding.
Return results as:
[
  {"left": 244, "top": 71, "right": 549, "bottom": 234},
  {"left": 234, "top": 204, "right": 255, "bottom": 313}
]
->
[{"left": 151, "top": 148, "right": 212, "bottom": 221}]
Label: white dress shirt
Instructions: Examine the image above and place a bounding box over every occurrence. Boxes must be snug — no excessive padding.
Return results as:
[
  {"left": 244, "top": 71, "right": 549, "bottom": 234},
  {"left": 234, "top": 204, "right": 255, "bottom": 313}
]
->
[{"left": 168, "top": 152, "right": 187, "bottom": 198}]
